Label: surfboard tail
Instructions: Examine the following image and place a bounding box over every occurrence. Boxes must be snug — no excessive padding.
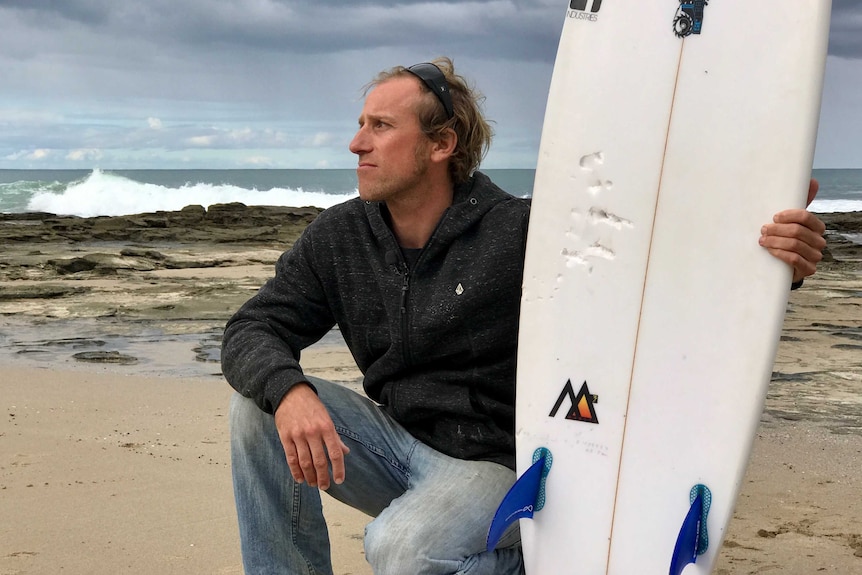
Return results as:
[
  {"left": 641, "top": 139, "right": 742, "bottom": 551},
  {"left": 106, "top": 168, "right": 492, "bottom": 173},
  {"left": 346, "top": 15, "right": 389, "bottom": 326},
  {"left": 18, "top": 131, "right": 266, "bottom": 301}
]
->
[{"left": 486, "top": 448, "right": 552, "bottom": 552}]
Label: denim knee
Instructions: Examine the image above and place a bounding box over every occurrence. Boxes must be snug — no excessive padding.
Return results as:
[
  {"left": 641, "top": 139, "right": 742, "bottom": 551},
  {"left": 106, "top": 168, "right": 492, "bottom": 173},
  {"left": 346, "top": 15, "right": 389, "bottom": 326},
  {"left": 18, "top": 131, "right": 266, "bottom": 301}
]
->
[{"left": 364, "top": 516, "right": 428, "bottom": 575}]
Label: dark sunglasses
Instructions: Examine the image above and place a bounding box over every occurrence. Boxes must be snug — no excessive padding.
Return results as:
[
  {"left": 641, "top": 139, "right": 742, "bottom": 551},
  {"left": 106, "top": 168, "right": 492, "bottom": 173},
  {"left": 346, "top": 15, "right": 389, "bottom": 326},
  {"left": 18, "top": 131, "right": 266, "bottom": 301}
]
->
[{"left": 406, "top": 63, "right": 454, "bottom": 120}]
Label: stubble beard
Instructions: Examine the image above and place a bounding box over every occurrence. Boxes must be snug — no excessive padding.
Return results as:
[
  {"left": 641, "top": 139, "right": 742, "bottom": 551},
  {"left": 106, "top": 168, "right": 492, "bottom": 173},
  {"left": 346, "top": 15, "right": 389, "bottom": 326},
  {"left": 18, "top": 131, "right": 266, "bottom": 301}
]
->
[{"left": 357, "top": 146, "right": 430, "bottom": 204}]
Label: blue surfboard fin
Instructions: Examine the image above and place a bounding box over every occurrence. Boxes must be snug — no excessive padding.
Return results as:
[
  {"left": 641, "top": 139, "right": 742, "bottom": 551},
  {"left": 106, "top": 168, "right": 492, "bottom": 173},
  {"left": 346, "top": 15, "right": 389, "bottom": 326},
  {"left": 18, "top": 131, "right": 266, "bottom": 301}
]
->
[
  {"left": 486, "top": 447, "right": 552, "bottom": 552},
  {"left": 669, "top": 483, "right": 712, "bottom": 575}
]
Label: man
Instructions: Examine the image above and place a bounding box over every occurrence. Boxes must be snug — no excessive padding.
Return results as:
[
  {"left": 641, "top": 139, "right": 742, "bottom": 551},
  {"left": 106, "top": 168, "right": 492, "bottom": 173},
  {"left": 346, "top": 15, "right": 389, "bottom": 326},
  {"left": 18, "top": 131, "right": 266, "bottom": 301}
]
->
[{"left": 222, "top": 58, "right": 826, "bottom": 575}]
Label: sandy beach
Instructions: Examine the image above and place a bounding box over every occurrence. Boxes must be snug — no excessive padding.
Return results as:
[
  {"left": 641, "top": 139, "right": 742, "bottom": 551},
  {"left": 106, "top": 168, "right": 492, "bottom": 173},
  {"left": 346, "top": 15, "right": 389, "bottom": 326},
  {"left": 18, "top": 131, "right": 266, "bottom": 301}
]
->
[{"left": 1, "top": 206, "right": 860, "bottom": 574}]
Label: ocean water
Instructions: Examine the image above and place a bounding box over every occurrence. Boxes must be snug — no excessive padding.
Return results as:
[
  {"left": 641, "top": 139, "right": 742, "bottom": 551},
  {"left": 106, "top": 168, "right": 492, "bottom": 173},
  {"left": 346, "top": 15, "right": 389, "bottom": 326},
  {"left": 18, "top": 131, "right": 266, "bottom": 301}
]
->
[{"left": 0, "top": 168, "right": 859, "bottom": 217}]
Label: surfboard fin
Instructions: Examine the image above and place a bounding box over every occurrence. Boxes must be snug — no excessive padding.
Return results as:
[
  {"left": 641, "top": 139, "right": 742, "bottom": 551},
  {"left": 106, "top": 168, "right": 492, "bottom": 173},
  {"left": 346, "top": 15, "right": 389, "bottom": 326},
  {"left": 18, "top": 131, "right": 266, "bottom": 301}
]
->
[
  {"left": 669, "top": 483, "right": 712, "bottom": 575},
  {"left": 486, "top": 447, "right": 552, "bottom": 552}
]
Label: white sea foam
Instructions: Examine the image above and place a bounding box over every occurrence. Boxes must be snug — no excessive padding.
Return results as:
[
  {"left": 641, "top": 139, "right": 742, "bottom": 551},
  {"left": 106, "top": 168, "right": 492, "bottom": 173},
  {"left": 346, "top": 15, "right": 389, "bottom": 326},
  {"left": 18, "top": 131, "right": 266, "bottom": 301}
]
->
[
  {"left": 9, "top": 168, "right": 862, "bottom": 217},
  {"left": 808, "top": 198, "right": 862, "bottom": 214},
  {"left": 26, "top": 169, "right": 356, "bottom": 217}
]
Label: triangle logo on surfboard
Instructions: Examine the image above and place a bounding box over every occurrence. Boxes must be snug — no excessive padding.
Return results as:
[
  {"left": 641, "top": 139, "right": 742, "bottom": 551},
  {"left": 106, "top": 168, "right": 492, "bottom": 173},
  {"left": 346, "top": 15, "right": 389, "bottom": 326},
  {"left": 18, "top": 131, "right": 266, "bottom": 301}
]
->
[{"left": 549, "top": 380, "right": 599, "bottom": 424}]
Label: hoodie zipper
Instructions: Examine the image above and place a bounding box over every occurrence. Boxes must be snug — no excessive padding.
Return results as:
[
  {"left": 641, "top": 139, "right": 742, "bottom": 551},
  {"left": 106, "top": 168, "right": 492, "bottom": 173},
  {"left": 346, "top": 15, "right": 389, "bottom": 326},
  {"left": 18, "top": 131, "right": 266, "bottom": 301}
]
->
[{"left": 398, "top": 264, "right": 413, "bottom": 365}]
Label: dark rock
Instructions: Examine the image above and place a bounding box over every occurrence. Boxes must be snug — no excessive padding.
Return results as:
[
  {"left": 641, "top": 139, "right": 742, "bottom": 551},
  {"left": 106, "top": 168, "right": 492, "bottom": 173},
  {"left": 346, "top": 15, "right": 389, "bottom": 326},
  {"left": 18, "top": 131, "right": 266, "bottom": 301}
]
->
[
  {"left": 0, "top": 212, "right": 55, "bottom": 221},
  {"left": 162, "top": 258, "right": 231, "bottom": 269},
  {"left": 0, "top": 284, "right": 90, "bottom": 301},
  {"left": 120, "top": 248, "right": 167, "bottom": 260},
  {"left": 821, "top": 230, "right": 862, "bottom": 264},
  {"left": 48, "top": 257, "right": 99, "bottom": 275},
  {"left": 47, "top": 253, "right": 158, "bottom": 275},
  {"left": 818, "top": 211, "right": 862, "bottom": 234},
  {"left": 0, "top": 203, "right": 324, "bottom": 245},
  {"left": 72, "top": 351, "right": 138, "bottom": 364}
]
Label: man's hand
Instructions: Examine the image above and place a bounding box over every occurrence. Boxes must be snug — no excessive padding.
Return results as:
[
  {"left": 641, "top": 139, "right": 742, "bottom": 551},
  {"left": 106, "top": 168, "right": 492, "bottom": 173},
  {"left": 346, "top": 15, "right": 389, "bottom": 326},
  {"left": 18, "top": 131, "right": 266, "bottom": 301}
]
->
[
  {"left": 274, "top": 383, "right": 350, "bottom": 490},
  {"left": 759, "top": 178, "right": 827, "bottom": 283}
]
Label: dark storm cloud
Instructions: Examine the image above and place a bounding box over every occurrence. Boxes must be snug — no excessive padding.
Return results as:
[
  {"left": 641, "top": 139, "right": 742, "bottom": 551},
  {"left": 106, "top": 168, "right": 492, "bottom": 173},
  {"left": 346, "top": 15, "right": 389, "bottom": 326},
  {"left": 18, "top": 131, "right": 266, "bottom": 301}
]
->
[
  {"left": 0, "top": 0, "right": 563, "bottom": 62},
  {"left": 2, "top": 0, "right": 859, "bottom": 63},
  {"left": 0, "top": 0, "right": 110, "bottom": 24},
  {"left": 1, "top": 1, "right": 857, "bottom": 84}
]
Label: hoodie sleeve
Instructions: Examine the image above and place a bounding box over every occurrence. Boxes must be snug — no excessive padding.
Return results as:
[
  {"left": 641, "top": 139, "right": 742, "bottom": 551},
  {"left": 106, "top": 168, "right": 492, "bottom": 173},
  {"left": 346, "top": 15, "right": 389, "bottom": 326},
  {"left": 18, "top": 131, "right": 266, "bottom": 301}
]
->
[{"left": 221, "top": 225, "right": 336, "bottom": 414}]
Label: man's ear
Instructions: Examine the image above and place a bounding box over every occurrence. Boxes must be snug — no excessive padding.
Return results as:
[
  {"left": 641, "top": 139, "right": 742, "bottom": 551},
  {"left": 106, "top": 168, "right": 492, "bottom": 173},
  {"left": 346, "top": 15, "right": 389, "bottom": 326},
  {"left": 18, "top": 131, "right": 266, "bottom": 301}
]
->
[{"left": 430, "top": 128, "right": 458, "bottom": 162}]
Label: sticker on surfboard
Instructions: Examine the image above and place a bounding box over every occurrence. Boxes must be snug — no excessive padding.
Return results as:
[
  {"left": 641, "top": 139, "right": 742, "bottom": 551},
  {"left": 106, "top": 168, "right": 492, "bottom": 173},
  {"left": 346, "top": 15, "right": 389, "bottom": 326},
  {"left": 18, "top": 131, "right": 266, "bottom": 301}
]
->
[
  {"left": 673, "top": 1, "right": 711, "bottom": 38},
  {"left": 549, "top": 380, "right": 600, "bottom": 424},
  {"left": 567, "top": 0, "right": 603, "bottom": 22}
]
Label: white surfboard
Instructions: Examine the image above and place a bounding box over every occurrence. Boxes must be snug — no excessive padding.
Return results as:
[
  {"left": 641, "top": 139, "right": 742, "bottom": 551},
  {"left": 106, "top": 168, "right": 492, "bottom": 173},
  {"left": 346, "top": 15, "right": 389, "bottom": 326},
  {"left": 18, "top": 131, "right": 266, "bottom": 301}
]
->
[{"left": 514, "top": 1, "right": 831, "bottom": 573}]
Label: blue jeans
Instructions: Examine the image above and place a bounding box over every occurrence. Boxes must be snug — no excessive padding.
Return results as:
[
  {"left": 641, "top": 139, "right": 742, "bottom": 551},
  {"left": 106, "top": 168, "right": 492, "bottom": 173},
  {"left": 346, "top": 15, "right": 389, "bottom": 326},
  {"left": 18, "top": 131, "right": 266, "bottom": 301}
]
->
[{"left": 230, "top": 377, "right": 524, "bottom": 575}]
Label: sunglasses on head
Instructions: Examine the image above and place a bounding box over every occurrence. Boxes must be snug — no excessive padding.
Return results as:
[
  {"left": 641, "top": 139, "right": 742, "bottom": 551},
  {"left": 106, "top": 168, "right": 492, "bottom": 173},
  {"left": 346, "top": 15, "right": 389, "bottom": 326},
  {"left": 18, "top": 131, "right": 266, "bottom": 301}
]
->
[{"left": 406, "top": 63, "right": 454, "bottom": 120}]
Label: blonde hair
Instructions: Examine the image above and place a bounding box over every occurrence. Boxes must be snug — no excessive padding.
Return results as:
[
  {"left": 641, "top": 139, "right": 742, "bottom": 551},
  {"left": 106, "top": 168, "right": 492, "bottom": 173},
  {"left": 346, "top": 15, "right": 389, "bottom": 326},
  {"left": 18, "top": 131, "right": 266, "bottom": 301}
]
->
[{"left": 365, "top": 57, "right": 494, "bottom": 185}]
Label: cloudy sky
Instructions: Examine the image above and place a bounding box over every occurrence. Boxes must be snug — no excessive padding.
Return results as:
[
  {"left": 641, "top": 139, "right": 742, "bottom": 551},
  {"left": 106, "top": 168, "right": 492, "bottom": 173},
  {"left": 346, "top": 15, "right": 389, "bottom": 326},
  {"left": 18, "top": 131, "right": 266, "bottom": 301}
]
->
[{"left": 2, "top": 0, "right": 861, "bottom": 170}]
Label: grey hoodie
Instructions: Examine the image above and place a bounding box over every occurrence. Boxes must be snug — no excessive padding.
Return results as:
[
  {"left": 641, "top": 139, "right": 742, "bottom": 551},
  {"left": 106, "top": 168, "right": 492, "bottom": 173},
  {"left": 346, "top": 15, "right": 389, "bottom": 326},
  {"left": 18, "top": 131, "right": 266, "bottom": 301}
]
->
[{"left": 222, "top": 172, "right": 530, "bottom": 469}]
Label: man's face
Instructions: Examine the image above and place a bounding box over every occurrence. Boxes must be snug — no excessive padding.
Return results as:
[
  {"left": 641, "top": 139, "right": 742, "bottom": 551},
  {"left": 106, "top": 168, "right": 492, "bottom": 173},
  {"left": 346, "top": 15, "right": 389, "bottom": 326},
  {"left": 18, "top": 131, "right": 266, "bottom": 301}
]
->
[{"left": 349, "top": 76, "right": 433, "bottom": 203}]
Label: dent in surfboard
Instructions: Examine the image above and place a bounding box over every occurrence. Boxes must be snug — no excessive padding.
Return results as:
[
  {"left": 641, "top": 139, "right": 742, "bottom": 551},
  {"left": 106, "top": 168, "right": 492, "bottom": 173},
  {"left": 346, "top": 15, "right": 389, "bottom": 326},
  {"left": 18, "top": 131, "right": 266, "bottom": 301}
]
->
[
  {"left": 561, "top": 208, "right": 631, "bottom": 271},
  {"left": 579, "top": 151, "right": 605, "bottom": 171},
  {"left": 587, "top": 207, "right": 632, "bottom": 229},
  {"left": 486, "top": 448, "right": 553, "bottom": 552},
  {"left": 561, "top": 243, "right": 615, "bottom": 271},
  {"left": 587, "top": 179, "right": 614, "bottom": 195},
  {"left": 561, "top": 149, "right": 633, "bottom": 272},
  {"left": 669, "top": 483, "right": 712, "bottom": 575}
]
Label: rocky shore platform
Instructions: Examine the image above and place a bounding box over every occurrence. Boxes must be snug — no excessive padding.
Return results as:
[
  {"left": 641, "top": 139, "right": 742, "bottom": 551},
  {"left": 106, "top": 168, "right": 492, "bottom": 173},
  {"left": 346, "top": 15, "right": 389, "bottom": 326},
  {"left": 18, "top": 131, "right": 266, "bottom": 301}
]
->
[{"left": 1, "top": 205, "right": 859, "bottom": 315}]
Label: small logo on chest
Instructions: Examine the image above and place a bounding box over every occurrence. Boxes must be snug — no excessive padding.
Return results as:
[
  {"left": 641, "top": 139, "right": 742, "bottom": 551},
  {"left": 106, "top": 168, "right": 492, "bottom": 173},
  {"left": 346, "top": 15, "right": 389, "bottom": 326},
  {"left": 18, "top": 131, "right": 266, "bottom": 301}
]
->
[{"left": 455, "top": 283, "right": 464, "bottom": 295}]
